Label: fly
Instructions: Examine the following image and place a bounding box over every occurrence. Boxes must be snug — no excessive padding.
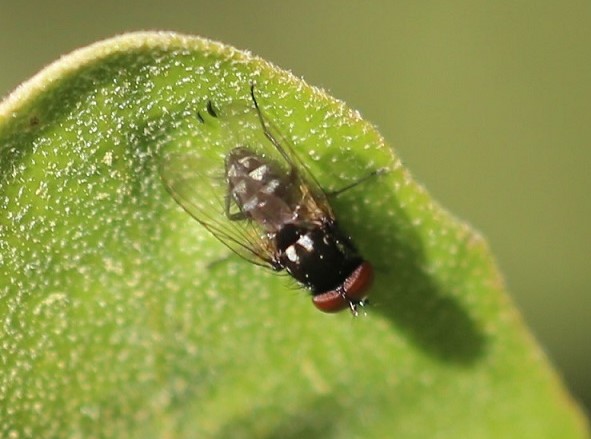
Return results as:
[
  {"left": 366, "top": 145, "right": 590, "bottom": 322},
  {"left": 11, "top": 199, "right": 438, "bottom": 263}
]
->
[{"left": 160, "top": 84, "right": 375, "bottom": 314}]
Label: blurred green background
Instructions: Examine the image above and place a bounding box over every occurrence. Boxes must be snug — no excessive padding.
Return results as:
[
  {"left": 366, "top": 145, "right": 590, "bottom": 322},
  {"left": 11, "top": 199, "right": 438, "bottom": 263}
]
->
[{"left": 1, "top": 0, "right": 589, "bottom": 416}]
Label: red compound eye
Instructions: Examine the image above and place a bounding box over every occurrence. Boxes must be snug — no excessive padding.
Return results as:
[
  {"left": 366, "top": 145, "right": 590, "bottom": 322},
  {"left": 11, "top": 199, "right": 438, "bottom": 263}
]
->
[{"left": 312, "top": 262, "right": 374, "bottom": 313}]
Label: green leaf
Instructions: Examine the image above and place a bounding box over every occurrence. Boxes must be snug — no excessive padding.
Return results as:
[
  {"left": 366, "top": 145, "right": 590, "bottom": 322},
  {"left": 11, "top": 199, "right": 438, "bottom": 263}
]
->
[{"left": 0, "top": 32, "right": 587, "bottom": 438}]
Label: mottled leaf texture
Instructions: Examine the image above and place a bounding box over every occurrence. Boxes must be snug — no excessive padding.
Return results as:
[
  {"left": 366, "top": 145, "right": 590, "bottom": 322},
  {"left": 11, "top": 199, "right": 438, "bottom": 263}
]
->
[{"left": 0, "top": 32, "right": 587, "bottom": 438}]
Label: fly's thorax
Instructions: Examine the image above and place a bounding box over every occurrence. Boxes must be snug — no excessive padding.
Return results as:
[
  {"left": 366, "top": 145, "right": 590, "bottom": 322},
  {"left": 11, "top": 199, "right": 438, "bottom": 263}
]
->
[{"left": 275, "top": 221, "right": 364, "bottom": 294}]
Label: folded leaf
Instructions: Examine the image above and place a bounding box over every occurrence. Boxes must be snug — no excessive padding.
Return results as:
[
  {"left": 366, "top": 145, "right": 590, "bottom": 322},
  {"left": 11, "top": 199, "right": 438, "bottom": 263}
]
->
[{"left": 0, "top": 32, "right": 587, "bottom": 438}]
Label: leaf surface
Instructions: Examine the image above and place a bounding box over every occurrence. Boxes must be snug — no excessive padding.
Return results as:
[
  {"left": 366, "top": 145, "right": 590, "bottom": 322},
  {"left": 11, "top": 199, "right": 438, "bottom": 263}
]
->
[{"left": 0, "top": 32, "right": 587, "bottom": 438}]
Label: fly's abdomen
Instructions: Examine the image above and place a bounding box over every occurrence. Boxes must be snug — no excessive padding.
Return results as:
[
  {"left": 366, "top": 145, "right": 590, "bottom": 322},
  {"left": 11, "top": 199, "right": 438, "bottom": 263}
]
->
[{"left": 225, "top": 147, "right": 298, "bottom": 231}]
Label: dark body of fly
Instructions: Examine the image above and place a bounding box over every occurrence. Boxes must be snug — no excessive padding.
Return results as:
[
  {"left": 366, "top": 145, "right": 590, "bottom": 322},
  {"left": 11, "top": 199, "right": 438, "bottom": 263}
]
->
[
  {"left": 160, "top": 85, "right": 374, "bottom": 314},
  {"left": 225, "top": 147, "right": 368, "bottom": 301}
]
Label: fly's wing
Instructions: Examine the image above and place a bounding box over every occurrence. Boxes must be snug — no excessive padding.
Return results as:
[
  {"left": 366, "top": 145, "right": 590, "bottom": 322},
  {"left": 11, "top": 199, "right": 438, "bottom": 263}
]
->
[
  {"left": 159, "top": 91, "right": 335, "bottom": 267},
  {"left": 159, "top": 100, "right": 279, "bottom": 268},
  {"left": 249, "top": 90, "right": 335, "bottom": 223}
]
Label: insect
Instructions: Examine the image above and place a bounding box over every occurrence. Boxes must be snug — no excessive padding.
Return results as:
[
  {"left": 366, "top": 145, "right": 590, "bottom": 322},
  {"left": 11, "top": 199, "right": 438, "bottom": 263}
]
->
[{"left": 160, "top": 84, "right": 374, "bottom": 314}]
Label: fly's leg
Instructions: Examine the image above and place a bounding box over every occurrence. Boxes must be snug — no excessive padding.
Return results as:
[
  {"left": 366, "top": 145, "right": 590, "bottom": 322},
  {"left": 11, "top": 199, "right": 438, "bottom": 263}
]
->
[
  {"left": 250, "top": 83, "right": 388, "bottom": 199},
  {"left": 326, "top": 168, "right": 388, "bottom": 198},
  {"left": 224, "top": 193, "right": 248, "bottom": 221},
  {"left": 250, "top": 84, "right": 292, "bottom": 164}
]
